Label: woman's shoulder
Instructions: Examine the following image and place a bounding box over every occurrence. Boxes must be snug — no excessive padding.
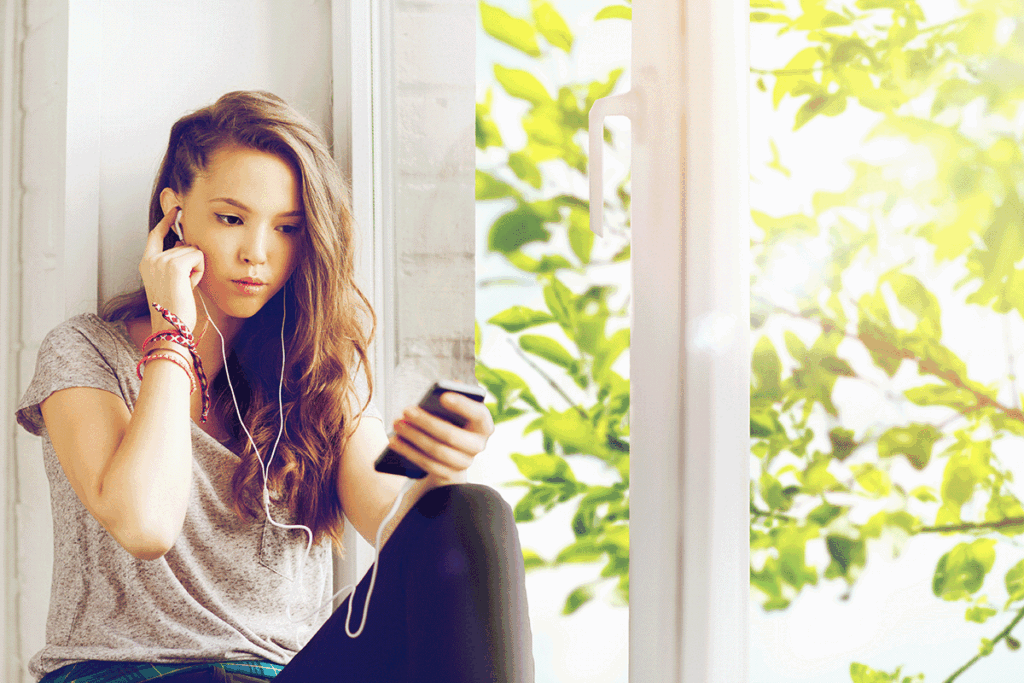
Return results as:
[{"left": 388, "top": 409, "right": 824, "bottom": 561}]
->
[{"left": 44, "top": 313, "right": 127, "bottom": 348}]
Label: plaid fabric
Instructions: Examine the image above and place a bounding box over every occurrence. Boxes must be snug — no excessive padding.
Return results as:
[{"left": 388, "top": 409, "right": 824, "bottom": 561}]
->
[{"left": 39, "top": 660, "right": 283, "bottom": 683}]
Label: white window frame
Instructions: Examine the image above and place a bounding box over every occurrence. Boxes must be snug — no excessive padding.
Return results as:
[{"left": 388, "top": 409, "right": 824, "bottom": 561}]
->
[{"left": 594, "top": 0, "right": 749, "bottom": 680}]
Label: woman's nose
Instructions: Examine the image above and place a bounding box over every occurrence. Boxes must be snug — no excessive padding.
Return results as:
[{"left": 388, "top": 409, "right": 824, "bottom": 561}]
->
[{"left": 240, "top": 225, "right": 270, "bottom": 264}]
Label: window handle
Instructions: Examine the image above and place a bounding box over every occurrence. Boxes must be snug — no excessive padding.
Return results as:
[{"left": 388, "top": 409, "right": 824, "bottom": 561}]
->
[{"left": 588, "top": 89, "right": 641, "bottom": 237}]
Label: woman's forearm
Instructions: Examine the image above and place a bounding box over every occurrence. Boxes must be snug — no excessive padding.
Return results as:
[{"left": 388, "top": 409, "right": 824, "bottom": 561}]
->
[{"left": 97, "top": 348, "right": 194, "bottom": 560}]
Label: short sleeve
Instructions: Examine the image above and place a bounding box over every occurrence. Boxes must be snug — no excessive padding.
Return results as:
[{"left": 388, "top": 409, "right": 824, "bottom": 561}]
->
[
  {"left": 353, "top": 362, "right": 383, "bottom": 423},
  {"left": 15, "top": 314, "right": 124, "bottom": 437}
]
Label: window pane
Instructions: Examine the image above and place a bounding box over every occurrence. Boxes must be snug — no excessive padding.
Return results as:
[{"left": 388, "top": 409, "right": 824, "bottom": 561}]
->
[
  {"left": 751, "top": 2, "right": 1024, "bottom": 681},
  {"left": 475, "top": 1, "right": 631, "bottom": 681}
]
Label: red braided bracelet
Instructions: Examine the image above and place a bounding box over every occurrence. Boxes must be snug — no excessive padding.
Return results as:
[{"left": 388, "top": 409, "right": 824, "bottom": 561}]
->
[
  {"left": 137, "top": 352, "right": 197, "bottom": 394},
  {"left": 148, "top": 302, "right": 210, "bottom": 422}
]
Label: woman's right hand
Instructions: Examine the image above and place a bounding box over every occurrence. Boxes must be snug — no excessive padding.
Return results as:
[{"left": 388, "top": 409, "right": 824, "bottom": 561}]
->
[{"left": 139, "top": 206, "right": 205, "bottom": 333}]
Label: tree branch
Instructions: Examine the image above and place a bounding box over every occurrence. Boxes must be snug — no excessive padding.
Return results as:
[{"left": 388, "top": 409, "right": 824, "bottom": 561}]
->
[
  {"left": 943, "top": 604, "right": 1024, "bottom": 683},
  {"left": 919, "top": 518, "right": 1024, "bottom": 534},
  {"left": 506, "top": 338, "right": 589, "bottom": 419},
  {"left": 754, "top": 295, "right": 1024, "bottom": 426},
  {"left": 750, "top": 505, "right": 794, "bottom": 522}
]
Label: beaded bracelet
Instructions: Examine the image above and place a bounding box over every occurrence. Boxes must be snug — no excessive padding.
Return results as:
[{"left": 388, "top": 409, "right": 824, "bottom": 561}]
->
[
  {"left": 137, "top": 352, "right": 197, "bottom": 394},
  {"left": 147, "top": 302, "right": 210, "bottom": 423}
]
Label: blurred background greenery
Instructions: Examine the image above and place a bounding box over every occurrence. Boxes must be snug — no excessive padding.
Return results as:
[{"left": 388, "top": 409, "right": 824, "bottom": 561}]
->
[{"left": 750, "top": 1, "right": 1024, "bottom": 681}]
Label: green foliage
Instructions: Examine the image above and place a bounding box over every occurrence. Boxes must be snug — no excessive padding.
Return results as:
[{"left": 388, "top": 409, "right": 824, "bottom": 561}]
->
[
  {"left": 477, "top": 0, "right": 631, "bottom": 614},
  {"left": 849, "top": 663, "right": 924, "bottom": 683},
  {"left": 752, "top": 0, "right": 1024, "bottom": 679}
]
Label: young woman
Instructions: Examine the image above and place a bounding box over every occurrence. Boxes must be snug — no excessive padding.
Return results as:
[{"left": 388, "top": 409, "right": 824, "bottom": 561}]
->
[{"left": 15, "top": 91, "right": 533, "bottom": 682}]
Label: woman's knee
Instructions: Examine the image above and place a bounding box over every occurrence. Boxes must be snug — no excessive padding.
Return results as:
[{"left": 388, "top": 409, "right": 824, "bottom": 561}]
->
[
  {"left": 413, "top": 483, "right": 521, "bottom": 562},
  {"left": 416, "top": 483, "right": 514, "bottom": 529}
]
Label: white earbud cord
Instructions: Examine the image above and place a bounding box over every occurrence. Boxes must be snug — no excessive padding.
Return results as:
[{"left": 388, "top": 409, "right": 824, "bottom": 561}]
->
[{"left": 195, "top": 287, "right": 415, "bottom": 638}]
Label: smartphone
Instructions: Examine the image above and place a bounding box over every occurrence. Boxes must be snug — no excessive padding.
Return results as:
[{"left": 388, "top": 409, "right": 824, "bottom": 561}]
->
[{"left": 373, "top": 380, "right": 487, "bottom": 479}]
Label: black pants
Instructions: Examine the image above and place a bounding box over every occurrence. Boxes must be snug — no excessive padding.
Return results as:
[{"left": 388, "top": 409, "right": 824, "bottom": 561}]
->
[
  {"left": 41, "top": 485, "right": 533, "bottom": 683},
  {"left": 270, "top": 483, "right": 534, "bottom": 682}
]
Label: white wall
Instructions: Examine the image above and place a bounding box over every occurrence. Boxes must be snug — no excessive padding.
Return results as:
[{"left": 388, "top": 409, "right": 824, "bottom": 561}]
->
[
  {"left": 5, "top": 0, "right": 477, "bottom": 678},
  {"left": 95, "top": 0, "right": 334, "bottom": 305}
]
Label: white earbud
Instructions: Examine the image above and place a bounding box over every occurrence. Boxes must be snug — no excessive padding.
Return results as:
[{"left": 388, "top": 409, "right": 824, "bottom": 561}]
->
[{"left": 173, "top": 211, "right": 184, "bottom": 242}]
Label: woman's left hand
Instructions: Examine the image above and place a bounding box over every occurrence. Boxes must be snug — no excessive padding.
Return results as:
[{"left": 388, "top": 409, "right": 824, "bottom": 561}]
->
[{"left": 388, "top": 391, "right": 495, "bottom": 484}]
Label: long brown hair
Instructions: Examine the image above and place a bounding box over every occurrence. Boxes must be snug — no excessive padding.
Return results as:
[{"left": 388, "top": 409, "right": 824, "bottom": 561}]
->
[{"left": 100, "top": 91, "right": 376, "bottom": 554}]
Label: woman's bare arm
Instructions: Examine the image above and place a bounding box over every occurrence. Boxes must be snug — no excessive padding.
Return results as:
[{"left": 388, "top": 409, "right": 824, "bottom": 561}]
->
[
  {"left": 39, "top": 206, "right": 205, "bottom": 561},
  {"left": 40, "top": 352, "right": 194, "bottom": 561},
  {"left": 336, "top": 415, "right": 448, "bottom": 549}
]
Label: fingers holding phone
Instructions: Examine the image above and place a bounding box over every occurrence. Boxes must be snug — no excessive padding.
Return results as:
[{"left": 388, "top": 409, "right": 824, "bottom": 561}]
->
[{"left": 374, "top": 381, "right": 489, "bottom": 480}]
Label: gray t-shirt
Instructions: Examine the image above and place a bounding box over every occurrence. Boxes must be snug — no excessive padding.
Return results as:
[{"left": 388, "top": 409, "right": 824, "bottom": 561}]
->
[{"left": 15, "top": 313, "right": 382, "bottom": 680}]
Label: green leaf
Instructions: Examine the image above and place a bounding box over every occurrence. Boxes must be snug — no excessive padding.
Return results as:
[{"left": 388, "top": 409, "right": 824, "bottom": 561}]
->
[
  {"left": 808, "top": 503, "right": 844, "bottom": 526},
  {"left": 494, "top": 64, "right": 553, "bottom": 106},
  {"left": 488, "top": 208, "right": 549, "bottom": 253},
  {"left": 932, "top": 539, "right": 996, "bottom": 601},
  {"left": 829, "top": 427, "right": 858, "bottom": 461},
  {"left": 849, "top": 662, "right": 922, "bottom": 683},
  {"left": 543, "top": 275, "right": 577, "bottom": 333},
  {"left": 877, "top": 424, "right": 941, "bottom": 470},
  {"left": 474, "top": 364, "right": 541, "bottom": 413},
  {"left": 752, "top": 337, "right": 783, "bottom": 402},
  {"left": 1005, "top": 559, "right": 1024, "bottom": 603},
  {"left": 883, "top": 270, "right": 943, "bottom": 337},
  {"left": 851, "top": 463, "right": 891, "bottom": 497},
  {"left": 533, "top": 1, "right": 574, "bottom": 52},
  {"left": 475, "top": 170, "right": 516, "bottom": 200},
  {"left": 594, "top": 326, "right": 629, "bottom": 383},
  {"left": 513, "top": 484, "right": 560, "bottom": 522},
  {"left": 480, "top": 2, "right": 541, "bottom": 57},
  {"left": 541, "top": 409, "right": 605, "bottom": 457},
  {"left": 511, "top": 452, "right": 577, "bottom": 484},
  {"left": 795, "top": 94, "right": 833, "bottom": 130},
  {"left": 522, "top": 548, "right": 548, "bottom": 569},
  {"left": 476, "top": 100, "right": 504, "bottom": 149},
  {"left": 941, "top": 457, "right": 977, "bottom": 508},
  {"left": 555, "top": 539, "right": 605, "bottom": 564},
  {"left": 487, "top": 306, "right": 555, "bottom": 332},
  {"left": 595, "top": 5, "right": 631, "bottom": 20},
  {"left": 568, "top": 207, "right": 594, "bottom": 264},
  {"left": 751, "top": 11, "right": 789, "bottom": 23},
  {"left": 508, "top": 151, "right": 543, "bottom": 189},
  {"left": 506, "top": 251, "right": 575, "bottom": 273},
  {"left": 965, "top": 605, "right": 997, "bottom": 623},
  {"left": 563, "top": 584, "right": 595, "bottom": 614},
  {"left": 519, "top": 334, "right": 576, "bottom": 369},
  {"left": 909, "top": 486, "right": 938, "bottom": 502},
  {"left": 586, "top": 68, "right": 624, "bottom": 109},
  {"left": 826, "top": 534, "right": 866, "bottom": 577}
]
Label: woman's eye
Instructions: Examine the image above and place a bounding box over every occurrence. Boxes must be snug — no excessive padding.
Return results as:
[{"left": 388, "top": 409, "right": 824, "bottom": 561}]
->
[
  {"left": 280, "top": 225, "right": 301, "bottom": 235},
  {"left": 216, "top": 214, "right": 243, "bottom": 226}
]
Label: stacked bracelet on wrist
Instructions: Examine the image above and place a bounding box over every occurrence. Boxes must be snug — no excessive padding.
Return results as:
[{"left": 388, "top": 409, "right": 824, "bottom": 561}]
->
[
  {"left": 136, "top": 302, "right": 210, "bottom": 423},
  {"left": 138, "top": 352, "right": 197, "bottom": 394}
]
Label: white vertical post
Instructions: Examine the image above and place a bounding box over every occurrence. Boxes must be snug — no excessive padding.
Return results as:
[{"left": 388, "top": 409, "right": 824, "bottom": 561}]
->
[
  {"left": 331, "top": 0, "right": 396, "bottom": 586},
  {"left": 1, "top": 0, "right": 20, "bottom": 679},
  {"left": 677, "top": 0, "right": 749, "bottom": 681},
  {"left": 65, "top": 0, "right": 100, "bottom": 315},
  {"left": 621, "top": 0, "right": 748, "bottom": 680}
]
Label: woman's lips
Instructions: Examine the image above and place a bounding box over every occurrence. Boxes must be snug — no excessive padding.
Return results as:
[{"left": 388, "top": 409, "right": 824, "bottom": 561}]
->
[{"left": 233, "top": 280, "right": 267, "bottom": 295}]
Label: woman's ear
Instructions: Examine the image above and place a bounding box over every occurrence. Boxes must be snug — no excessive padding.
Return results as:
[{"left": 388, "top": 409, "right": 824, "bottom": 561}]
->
[{"left": 159, "top": 187, "right": 181, "bottom": 217}]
